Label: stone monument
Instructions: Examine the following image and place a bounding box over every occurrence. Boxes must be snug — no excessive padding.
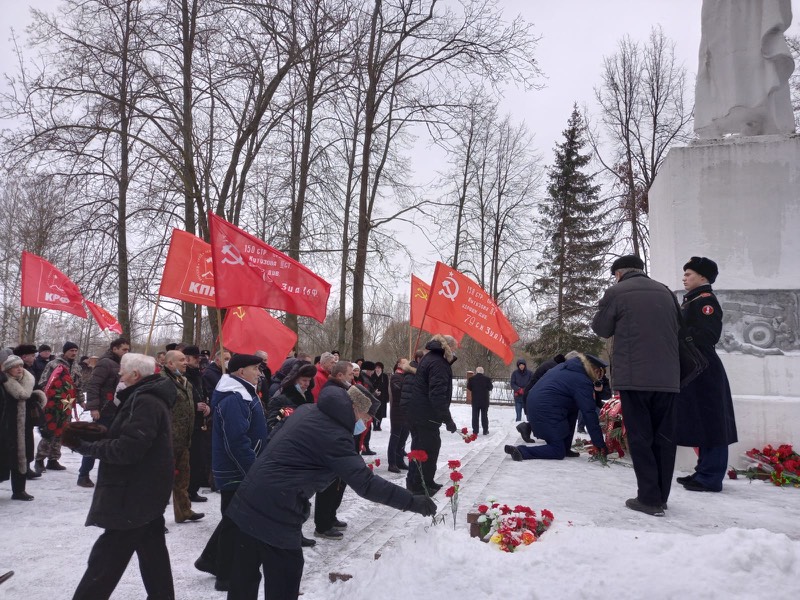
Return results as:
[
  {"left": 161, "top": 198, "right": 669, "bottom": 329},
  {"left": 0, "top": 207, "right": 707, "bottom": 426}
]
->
[{"left": 650, "top": 0, "right": 799, "bottom": 468}]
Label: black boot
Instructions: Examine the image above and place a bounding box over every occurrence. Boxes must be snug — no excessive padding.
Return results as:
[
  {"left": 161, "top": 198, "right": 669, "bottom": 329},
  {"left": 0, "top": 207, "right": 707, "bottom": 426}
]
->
[{"left": 46, "top": 460, "right": 67, "bottom": 471}]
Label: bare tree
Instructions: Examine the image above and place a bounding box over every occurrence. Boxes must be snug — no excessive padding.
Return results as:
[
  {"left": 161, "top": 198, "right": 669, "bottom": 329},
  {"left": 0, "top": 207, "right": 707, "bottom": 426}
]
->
[{"left": 588, "top": 26, "right": 693, "bottom": 260}]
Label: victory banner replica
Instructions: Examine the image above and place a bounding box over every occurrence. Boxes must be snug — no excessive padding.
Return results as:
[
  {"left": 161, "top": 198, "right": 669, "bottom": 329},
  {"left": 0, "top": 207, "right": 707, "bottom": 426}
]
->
[
  {"left": 410, "top": 275, "right": 465, "bottom": 344},
  {"left": 20, "top": 251, "right": 87, "bottom": 318},
  {"left": 424, "top": 262, "right": 519, "bottom": 364},
  {"left": 208, "top": 213, "right": 331, "bottom": 322}
]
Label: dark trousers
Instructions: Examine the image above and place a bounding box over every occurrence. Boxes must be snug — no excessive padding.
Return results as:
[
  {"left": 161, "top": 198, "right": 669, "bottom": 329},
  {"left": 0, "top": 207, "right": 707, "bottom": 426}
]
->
[
  {"left": 619, "top": 390, "right": 678, "bottom": 506},
  {"left": 228, "top": 529, "right": 304, "bottom": 600},
  {"left": 471, "top": 406, "right": 489, "bottom": 434},
  {"left": 314, "top": 478, "right": 346, "bottom": 532},
  {"left": 188, "top": 425, "right": 211, "bottom": 496},
  {"left": 387, "top": 422, "right": 409, "bottom": 467},
  {"left": 514, "top": 396, "right": 524, "bottom": 421},
  {"left": 517, "top": 432, "right": 571, "bottom": 460},
  {"left": 692, "top": 445, "right": 728, "bottom": 491},
  {"left": 10, "top": 469, "right": 26, "bottom": 494},
  {"left": 73, "top": 516, "right": 173, "bottom": 600},
  {"left": 406, "top": 420, "right": 441, "bottom": 491},
  {"left": 199, "top": 490, "right": 236, "bottom": 580}
]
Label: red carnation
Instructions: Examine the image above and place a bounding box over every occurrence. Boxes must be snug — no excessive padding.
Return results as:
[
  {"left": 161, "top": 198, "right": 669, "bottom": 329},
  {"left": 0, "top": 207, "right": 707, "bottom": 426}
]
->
[
  {"left": 47, "top": 422, "right": 57, "bottom": 430},
  {"left": 449, "top": 471, "right": 463, "bottom": 482},
  {"left": 461, "top": 427, "right": 468, "bottom": 434},
  {"left": 727, "top": 469, "right": 738, "bottom": 479},
  {"left": 447, "top": 460, "right": 461, "bottom": 469},
  {"left": 444, "top": 486, "right": 456, "bottom": 498},
  {"left": 374, "top": 458, "right": 381, "bottom": 467},
  {"left": 406, "top": 450, "right": 428, "bottom": 463},
  {"left": 478, "top": 504, "right": 488, "bottom": 513}
]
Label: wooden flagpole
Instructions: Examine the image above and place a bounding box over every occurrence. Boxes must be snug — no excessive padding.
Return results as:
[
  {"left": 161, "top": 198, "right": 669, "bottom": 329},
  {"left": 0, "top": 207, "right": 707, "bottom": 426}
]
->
[{"left": 144, "top": 296, "right": 161, "bottom": 355}]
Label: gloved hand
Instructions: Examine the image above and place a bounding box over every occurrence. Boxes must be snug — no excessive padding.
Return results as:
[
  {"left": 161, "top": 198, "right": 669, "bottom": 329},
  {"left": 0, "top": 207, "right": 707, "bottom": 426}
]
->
[
  {"left": 594, "top": 444, "right": 609, "bottom": 456},
  {"left": 445, "top": 420, "right": 458, "bottom": 433},
  {"left": 408, "top": 495, "right": 437, "bottom": 517}
]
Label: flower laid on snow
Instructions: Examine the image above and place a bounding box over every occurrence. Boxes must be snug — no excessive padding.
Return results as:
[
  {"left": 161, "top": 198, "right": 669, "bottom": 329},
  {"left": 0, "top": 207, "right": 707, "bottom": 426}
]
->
[
  {"left": 459, "top": 427, "right": 478, "bottom": 443},
  {"left": 366, "top": 457, "right": 381, "bottom": 471},
  {"left": 728, "top": 444, "right": 800, "bottom": 487},
  {"left": 476, "top": 500, "right": 554, "bottom": 553}
]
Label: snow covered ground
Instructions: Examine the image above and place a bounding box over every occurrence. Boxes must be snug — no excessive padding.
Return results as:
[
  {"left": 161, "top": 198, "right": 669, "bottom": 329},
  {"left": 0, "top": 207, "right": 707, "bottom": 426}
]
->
[{"left": 1, "top": 404, "right": 797, "bottom": 599}]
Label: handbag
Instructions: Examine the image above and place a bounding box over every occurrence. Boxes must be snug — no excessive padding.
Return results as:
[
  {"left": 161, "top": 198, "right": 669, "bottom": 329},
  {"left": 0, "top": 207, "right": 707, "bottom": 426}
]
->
[{"left": 667, "top": 287, "right": 709, "bottom": 388}]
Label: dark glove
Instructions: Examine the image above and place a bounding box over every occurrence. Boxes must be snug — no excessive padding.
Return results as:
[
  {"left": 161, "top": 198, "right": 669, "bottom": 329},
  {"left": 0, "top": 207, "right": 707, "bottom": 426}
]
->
[
  {"left": 62, "top": 421, "right": 108, "bottom": 449},
  {"left": 445, "top": 420, "right": 458, "bottom": 433},
  {"left": 408, "top": 495, "right": 437, "bottom": 517}
]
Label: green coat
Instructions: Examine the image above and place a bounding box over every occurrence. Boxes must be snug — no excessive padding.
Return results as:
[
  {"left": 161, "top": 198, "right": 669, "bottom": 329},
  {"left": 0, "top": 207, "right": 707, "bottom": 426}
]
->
[{"left": 161, "top": 370, "right": 194, "bottom": 451}]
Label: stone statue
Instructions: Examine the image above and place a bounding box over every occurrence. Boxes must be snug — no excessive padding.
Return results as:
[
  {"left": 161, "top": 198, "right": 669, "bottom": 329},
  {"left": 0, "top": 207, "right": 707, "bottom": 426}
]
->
[{"left": 695, "top": 0, "right": 796, "bottom": 138}]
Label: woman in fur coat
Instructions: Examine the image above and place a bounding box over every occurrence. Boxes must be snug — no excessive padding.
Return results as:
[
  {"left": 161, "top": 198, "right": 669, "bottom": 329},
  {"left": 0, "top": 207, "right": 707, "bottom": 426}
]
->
[{"left": 1, "top": 355, "right": 46, "bottom": 500}]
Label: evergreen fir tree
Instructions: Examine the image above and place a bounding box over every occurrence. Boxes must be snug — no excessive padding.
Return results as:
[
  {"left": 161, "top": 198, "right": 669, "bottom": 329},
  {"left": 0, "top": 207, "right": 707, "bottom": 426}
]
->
[{"left": 529, "top": 105, "right": 608, "bottom": 359}]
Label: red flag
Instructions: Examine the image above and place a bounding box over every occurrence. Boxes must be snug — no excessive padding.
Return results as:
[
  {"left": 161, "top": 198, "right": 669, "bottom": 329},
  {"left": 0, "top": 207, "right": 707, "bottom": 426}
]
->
[
  {"left": 410, "top": 275, "right": 465, "bottom": 344},
  {"left": 208, "top": 213, "right": 331, "bottom": 322},
  {"left": 85, "top": 300, "right": 123, "bottom": 334},
  {"left": 159, "top": 229, "right": 216, "bottom": 307},
  {"left": 424, "top": 262, "right": 519, "bottom": 364},
  {"left": 221, "top": 306, "right": 298, "bottom": 372},
  {"left": 20, "top": 251, "right": 87, "bottom": 318}
]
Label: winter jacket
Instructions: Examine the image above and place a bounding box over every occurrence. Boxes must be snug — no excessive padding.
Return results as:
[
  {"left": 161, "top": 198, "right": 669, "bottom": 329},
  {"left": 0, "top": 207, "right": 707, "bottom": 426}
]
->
[
  {"left": 226, "top": 377, "right": 416, "bottom": 550},
  {"left": 211, "top": 374, "right": 268, "bottom": 491},
  {"left": 266, "top": 385, "right": 314, "bottom": 432},
  {"left": 389, "top": 370, "right": 406, "bottom": 425},
  {"left": 311, "top": 363, "right": 329, "bottom": 402},
  {"left": 39, "top": 354, "right": 82, "bottom": 395},
  {"left": 161, "top": 369, "right": 195, "bottom": 451},
  {"left": 407, "top": 336, "right": 456, "bottom": 427},
  {"left": 524, "top": 355, "right": 566, "bottom": 397},
  {"left": 370, "top": 371, "right": 390, "bottom": 419},
  {"left": 2, "top": 370, "right": 46, "bottom": 474},
  {"left": 510, "top": 360, "right": 534, "bottom": 396},
  {"left": 526, "top": 356, "right": 606, "bottom": 449},
  {"left": 85, "top": 351, "right": 122, "bottom": 418},
  {"left": 466, "top": 373, "right": 493, "bottom": 409},
  {"left": 185, "top": 365, "right": 208, "bottom": 430},
  {"left": 77, "top": 373, "right": 176, "bottom": 530},
  {"left": 591, "top": 271, "right": 680, "bottom": 392},
  {"left": 267, "top": 358, "right": 297, "bottom": 399},
  {"left": 202, "top": 362, "right": 224, "bottom": 398},
  {"left": 675, "top": 285, "right": 738, "bottom": 447},
  {"left": 32, "top": 355, "right": 52, "bottom": 384}
]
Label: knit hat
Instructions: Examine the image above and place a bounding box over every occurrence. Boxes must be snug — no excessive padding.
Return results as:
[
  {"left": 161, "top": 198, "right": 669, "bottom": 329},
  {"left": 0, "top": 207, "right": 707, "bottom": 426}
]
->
[
  {"left": 2, "top": 355, "right": 23, "bottom": 371},
  {"left": 228, "top": 353, "right": 262, "bottom": 373},
  {"left": 182, "top": 345, "right": 201, "bottom": 357},
  {"left": 13, "top": 344, "right": 37, "bottom": 357},
  {"left": 610, "top": 255, "right": 645, "bottom": 274},
  {"left": 683, "top": 256, "right": 718, "bottom": 284},
  {"left": 361, "top": 361, "right": 376, "bottom": 371},
  {"left": 63, "top": 341, "right": 79, "bottom": 353},
  {"left": 38, "top": 344, "right": 52, "bottom": 353}
]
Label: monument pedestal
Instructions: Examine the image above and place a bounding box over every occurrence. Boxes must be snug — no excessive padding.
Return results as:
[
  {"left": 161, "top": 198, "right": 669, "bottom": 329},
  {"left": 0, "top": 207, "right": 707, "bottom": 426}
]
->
[{"left": 650, "top": 134, "right": 800, "bottom": 468}]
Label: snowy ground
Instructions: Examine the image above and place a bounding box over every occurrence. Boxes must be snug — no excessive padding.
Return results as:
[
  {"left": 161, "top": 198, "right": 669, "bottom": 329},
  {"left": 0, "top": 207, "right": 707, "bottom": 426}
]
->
[{"left": 1, "top": 404, "right": 797, "bottom": 599}]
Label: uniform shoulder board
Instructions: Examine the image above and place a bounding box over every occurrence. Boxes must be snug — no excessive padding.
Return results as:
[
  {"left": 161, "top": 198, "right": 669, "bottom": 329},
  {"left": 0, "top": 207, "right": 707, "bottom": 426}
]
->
[{"left": 698, "top": 293, "right": 713, "bottom": 298}]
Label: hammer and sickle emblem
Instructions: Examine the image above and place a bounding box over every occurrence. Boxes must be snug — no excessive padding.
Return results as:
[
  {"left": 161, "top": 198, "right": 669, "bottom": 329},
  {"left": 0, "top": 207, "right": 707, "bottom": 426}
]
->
[
  {"left": 438, "top": 274, "right": 459, "bottom": 301},
  {"left": 414, "top": 287, "right": 429, "bottom": 301},
  {"left": 220, "top": 240, "right": 245, "bottom": 266},
  {"left": 233, "top": 306, "right": 246, "bottom": 320}
]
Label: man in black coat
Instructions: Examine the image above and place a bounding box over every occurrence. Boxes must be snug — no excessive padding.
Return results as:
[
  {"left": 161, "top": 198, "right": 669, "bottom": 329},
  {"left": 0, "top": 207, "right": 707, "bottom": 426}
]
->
[
  {"left": 406, "top": 335, "right": 458, "bottom": 495},
  {"left": 183, "top": 346, "right": 211, "bottom": 503},
  {"left": 65, "top": 353, "right": 177, "bottom": 600},
  {"left": 225, "top": 365, "right": 436, "bottom": 600},
  {"left": 32, "top": 344, "right": 53, "bottom": 384},
  {"left": 369, "top": 361, "right": 390, "bottom": 430},
  {"left": 466, "top": 367, "right": 493, "bottom": 435},
  {"left": 592, "top": 255, "right": 680, "bottom": 517},
  {"left": 79, "top": 337, "right": 130, "bottom": 488}
]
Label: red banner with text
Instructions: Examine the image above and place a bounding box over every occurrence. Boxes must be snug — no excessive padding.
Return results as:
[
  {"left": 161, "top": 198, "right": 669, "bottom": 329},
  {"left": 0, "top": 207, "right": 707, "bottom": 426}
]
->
[{"left": 20, "top": 251, "right": 87, "bottom": 318}]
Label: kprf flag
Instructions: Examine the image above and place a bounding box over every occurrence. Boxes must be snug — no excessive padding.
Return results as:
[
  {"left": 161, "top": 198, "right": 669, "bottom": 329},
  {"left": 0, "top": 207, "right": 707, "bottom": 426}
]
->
[
  {"left": 85, "top": 300, "right": 123, "bottom": 334},
  {"left": 20, "top": 251, "right": 87, "bottom": 318},
  {"left": 208, "top": 213, "right": 331, "bottom": 322},
  {"left": 410, "top": 275, "right": 464, "bottom": 344},
  {"left": 159, "top": 229, "right": 216, "bottom": 307},
  {"left": 221, "top": 306, "right": 297, "bottom": 372},
  {"left": 424, "top": 262, "right": 519, "bottom": 364}
]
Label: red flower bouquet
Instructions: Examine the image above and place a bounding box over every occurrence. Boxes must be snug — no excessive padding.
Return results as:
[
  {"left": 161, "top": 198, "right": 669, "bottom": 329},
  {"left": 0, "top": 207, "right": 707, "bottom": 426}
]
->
[
  {"left": 459, "top": 427, "right": 478, "bottom": 444},
  {"left": 476, "top": 499, "right": 554, "bottom": 552},
  {"left": 445, "top": 460, "right": 463, "bottom": 529},
  {"left": 41, "top": 364, "right": 77, "bottom": 439},
  {"left": 728, "top": 444, "right": 800, "bottom": 487}
]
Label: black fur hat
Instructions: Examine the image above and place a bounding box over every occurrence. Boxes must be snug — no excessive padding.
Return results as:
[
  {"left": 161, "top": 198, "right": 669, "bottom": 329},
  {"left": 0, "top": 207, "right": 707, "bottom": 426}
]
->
[
  {"left": 13, "top": 344, "right": 37, "bottom": 357},
  {"left": 683, "top": 256, "right": 718, "bottom": 284},
  {"left": 610, "top": 255, "right": 644, "bottom": 274}
]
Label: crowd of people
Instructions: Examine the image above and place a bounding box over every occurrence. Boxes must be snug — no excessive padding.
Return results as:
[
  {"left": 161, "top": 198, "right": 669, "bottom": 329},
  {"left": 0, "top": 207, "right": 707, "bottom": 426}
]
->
[{"left": 0, "top": 254, "right": 738, "bottom": 598}]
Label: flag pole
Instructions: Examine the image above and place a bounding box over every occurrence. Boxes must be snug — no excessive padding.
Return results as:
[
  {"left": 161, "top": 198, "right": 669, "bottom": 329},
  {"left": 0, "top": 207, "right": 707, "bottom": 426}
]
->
[
  {"left": 217, "top": 308, "right": 226, "bottom": 374},
  {"left": 145, "top": 295, "right": 162, "bottom": 355}
]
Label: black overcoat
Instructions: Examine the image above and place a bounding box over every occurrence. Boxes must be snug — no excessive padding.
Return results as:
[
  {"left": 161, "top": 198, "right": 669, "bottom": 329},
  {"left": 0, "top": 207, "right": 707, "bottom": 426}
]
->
[
  {"left": 675, "top": 285, "right": 738, "bottom": 447},
  {"left": 466, "top": 373, "right": 493, "bottom": 409}
]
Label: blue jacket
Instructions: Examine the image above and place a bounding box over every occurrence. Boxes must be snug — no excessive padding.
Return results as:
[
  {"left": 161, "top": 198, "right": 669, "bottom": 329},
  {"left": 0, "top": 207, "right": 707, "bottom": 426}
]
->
[
  {"left": 211, "top": 374, "right": 268, "bottom": 491},
  {"left": 526, "top": 357, "right": 605, "bottom": 449},
  {"left": 227, "top": 378, "right": 414, "bottom": 550},
  {"left": 510, "top": 359, "right": 534, "bottom": 394}
]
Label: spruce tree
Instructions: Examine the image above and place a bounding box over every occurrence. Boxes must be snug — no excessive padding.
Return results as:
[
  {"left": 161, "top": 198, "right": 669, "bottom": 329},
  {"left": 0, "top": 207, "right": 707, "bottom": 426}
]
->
[{"left": 529, "top": 105, "right": 608, "bottom": 359}]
